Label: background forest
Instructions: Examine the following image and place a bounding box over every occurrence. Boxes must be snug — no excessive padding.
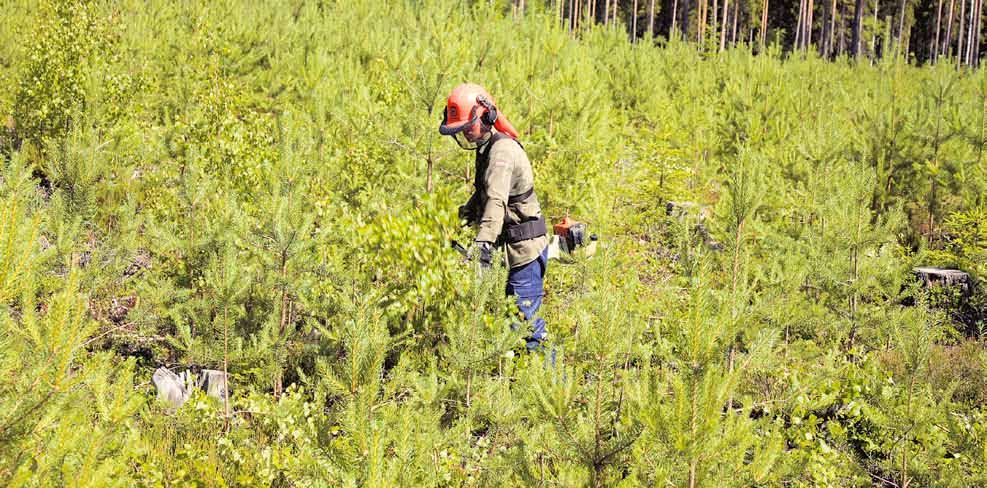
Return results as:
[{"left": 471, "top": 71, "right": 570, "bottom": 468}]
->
[{"left": 2, "top": 0, "right": 987, "bottom": 486}]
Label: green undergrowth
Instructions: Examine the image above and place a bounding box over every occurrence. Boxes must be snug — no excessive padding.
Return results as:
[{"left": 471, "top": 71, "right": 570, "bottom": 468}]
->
[{"left": 2, "top": 0, "right": 987, "bottom": 485}]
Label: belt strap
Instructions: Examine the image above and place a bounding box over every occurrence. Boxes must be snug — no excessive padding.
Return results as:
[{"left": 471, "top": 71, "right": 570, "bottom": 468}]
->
[
  {"left": 508, "top": 186, "right": 534, "bottom": 204},
  {"left": 502, "top": 216, "right": 547, "bottom": 244}
]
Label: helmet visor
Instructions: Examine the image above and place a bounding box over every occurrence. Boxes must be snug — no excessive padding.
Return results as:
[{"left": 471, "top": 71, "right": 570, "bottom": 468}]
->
[{"left": 439, "top": 113, "right": 479, "bottom": 136}]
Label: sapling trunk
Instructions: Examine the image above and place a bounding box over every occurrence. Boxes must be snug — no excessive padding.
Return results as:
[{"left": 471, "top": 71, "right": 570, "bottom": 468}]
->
[
  {"left": 223, "top": 304, "right": 230, "bottom": 427},
  {"left": 979, "top": 76, "right": 987, "bottom": 167}
]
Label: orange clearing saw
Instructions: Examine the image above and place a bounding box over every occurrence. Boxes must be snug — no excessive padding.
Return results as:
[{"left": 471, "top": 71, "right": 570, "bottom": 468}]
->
[{"left": 549, "top": 217, "right": 597, "bottom": 260}]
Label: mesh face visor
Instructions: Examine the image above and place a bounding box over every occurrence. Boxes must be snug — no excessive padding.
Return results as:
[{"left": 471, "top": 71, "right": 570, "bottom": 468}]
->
[{"left": 452, "top": 131, "right": 480, "bottom": 150}]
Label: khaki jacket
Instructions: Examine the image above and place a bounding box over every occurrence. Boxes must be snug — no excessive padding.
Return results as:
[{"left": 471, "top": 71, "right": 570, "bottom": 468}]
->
[{"left": 462, "top": 133, "right": 548, "bottom": 268}]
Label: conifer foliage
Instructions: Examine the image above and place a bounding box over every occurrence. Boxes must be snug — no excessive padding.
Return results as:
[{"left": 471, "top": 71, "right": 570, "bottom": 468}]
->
[{"left": 1, "top": 0, "right": 987, "bottom": 485}]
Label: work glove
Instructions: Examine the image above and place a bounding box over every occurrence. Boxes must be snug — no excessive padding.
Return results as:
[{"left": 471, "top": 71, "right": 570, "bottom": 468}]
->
[{"left": 471, "top": 241, "right": 493, "bottom": 269}]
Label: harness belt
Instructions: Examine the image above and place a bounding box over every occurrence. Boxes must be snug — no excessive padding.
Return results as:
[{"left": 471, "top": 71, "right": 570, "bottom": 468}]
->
[
  {"left": 507, "top": 186, "right": 534, "bottom": 204},
  {"left": 475, "top": 134, "right": 545, "bottom": 244},
  {"left": 502, "top": 216, "right": 547, "bottom": 244}
]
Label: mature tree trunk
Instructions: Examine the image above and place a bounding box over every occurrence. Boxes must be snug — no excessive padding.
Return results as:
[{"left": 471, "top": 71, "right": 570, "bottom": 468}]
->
[
  {"left": 945, "top": 0, "right": 957, "bottom": 55},
  {"left": 673, "top": 0, "right": 680, "bottom": 35},
  {"left": 805, "top": 0, "right": 816, "bottom": 50},
  {"left": 872, "top": 0, "right": 881, "bottom": 57},
  {"left": 934, "top": 0, "right": 945, "bottom": 60},
  {"left": 760, "top": 0, "right": 770, "bottom": 48},
  {"left": 967, "top": 0, "right": 977, "bottom": 64},
  {"left": 829, "top": 0, "right": 838, "bottom": 55},
  {"left": 898, "top": 0, "right": 908, "bottom": 59},
  {"left": 793, "top": 0, "right": 806, "bottom": 51},
  {"left": 720, "top": 0, "right": 731, "bottom": 49},
  {"left": 730, "top": 0, "right": 740, "bottom": 46},
  {"left": 713, "top": 0, "right": 720, "bottom": 45},
  {"left": 699, "top": 0, "right": 708, "bottom": 42},
  {"left": 682, "top": 0, "right": 693, "bottom": 37},
  {"left": 632, "top": 0, "right": 638, "bottom": 41},
  {"left": 648, "top": 0, "right": 656, "bottom": 39},
  {"left": 975, "top": 0, "right": 983, "bottom": 65},
  {"left": 852, "top": 0, "right": 865, "bottom": 56},
  {"left": 959, "top": 0, "right": 967, "bottom": 65},
  {"left": 839, "top": 3, "right": 848, "bottom": 54}
]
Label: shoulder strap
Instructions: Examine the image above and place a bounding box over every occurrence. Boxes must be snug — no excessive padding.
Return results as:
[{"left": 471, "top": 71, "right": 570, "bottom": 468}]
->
[{"left": 474, "top": 133, "right": 530, "bottom": 199}]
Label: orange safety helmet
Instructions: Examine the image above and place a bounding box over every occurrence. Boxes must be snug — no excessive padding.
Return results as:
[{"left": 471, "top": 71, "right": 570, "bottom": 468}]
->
[{"left": 439, "top": 83, "right": 520, "bottom": 140}]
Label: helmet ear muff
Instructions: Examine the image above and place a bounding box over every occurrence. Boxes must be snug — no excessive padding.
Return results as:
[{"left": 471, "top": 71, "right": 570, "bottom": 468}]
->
[{"left": 476, "top": 95, "right": 498, "bottom": 127}]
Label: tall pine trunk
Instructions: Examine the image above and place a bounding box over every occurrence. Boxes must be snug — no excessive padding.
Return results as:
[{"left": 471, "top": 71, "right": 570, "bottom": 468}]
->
[
  {"left": 699, "top": 0, "right": 708, "bottom": 42},
  {"left": 648, "top": 0, "right": 656, "bottom": 40},
  {"left": 796, "top": 0, "right": 805, "bottom": 49},
  {"left": 733, "top": 0, "right": 740, "bottom": 44},
  {"left": 807, "top": 0, "right": 816, "bottom": 48},
  {"left": 829, "top": 0, "right": 839, "bottom": 55},
  {"left": 713, "top": 0, "right": 720, "bottom": 46},
  {"left": 852, "top": 0, "right": 865, "bottom": 57},
  {"left": 760, "top": 0, "right": 770, "bottom": 49},
  {"left": 935, "top": 0, "right": 945, "bottom": 60},
  {"left": 632, "top": 0, "right": 638, "bottom": 41},
  {"left": 872, "top": 0, "right": 881, "bottom": 58},
  {"left": 897, "top": 0, "right": 909, "bottom": 58},
  {"left": 683, "top": 0, "right": 693, "bottom": 38},
  {"left": 945, "top": 0, "right": 957, "bottom": 55},
  {"left": 960, "top": 0, "right": 967, "bottom": 65},
  {"left": 975, "top": 0, "right": 983, "bottom": 66},
  {"left": 720, "top": 0, "right": 731, "bottom": 49},
  {"left": 673, "top": 0, "right": 680, "bottom": 36},
  {"left": 839, "top": 3, "right": 848, "bottom": 54},
  {"left": 967, "top": 0, "right": 977, "bottom": 64}
]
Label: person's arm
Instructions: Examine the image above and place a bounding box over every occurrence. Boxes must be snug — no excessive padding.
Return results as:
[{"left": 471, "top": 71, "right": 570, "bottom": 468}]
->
[
  {"left": 459, "top": 190, "right": 481, "bottom": 224},
  {"left": 475, "top": 143, "right": 514, "bottom": 244}
]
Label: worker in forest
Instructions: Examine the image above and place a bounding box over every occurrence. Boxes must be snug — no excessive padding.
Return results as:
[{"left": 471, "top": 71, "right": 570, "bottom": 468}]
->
[{"left": 439, "top": 83, "right": 550, "bottom": 351}]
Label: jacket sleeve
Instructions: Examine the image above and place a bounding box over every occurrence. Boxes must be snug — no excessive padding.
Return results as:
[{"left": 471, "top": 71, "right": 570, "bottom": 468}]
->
[
  {"left": 475, "top": 144, "right": 514, "bottom": 243},
  {"left": 460, "top": 190, "right": 481, "bottom": 224}
]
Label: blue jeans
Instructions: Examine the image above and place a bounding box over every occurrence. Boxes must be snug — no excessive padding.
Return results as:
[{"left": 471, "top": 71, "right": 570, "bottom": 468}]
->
[{"left": 506, "top": 247, "right": 548, "bottom": 350}]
